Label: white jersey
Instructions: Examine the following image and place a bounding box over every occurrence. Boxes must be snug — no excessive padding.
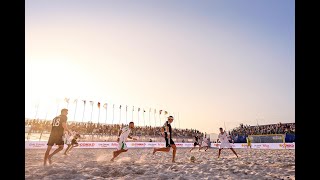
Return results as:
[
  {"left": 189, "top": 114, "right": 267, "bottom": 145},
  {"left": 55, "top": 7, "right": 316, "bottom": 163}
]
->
[
  {"left": 119, "top": 126, "right": 131, "bottom": 142},
  {"left": 64, "top": 131, "right": 75, "bottom": 144},
  {"left": 218, "top": 131, "right": 232, "bottom": 149},
  {"left": 117, "top": 126, "right": 131, "bottom": 150},
  {"left": 201, "top": 137, "right": 209, "bottom": 146},
  {"left": 218, "top": 132, "right": 230, "bottom": 143}
]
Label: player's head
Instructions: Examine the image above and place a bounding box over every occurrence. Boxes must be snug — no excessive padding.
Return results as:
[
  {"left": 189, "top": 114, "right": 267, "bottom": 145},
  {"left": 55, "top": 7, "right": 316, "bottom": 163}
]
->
[
  {"left": 129, "top": 122, "right": 134, "bottom": 129},
  {"left": 219, "top": 127, "right": 223, "bottom": 133},
  {"left": 61, "top": 108, "right": 68, "bottom": 115},
  {"left": 168, "top": 116, "right": 174, "bottom": 123}
]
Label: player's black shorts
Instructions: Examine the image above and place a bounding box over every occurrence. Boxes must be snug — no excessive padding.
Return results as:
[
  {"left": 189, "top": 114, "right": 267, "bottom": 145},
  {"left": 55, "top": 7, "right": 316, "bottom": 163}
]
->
[
  {"left": 47, "top": 134, "right": 64, "bottom": 146},
  {"left": 194, "top": 142, "right": 200, "bottom": 146},
  {"left": 165, "top": 138, "right": 175, "bottom": 147},
  {"left": 71, "top": 139, "right": 78, "bottom": 145}
]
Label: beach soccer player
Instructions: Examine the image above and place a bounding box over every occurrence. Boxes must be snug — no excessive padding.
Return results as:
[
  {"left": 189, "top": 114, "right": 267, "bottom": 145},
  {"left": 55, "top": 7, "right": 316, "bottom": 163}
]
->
[
  {"left": 189, "top": 135, "right": 201, "bottom": 152},
  {"left": 152, "top": 116, "right": 177, "bottom": 163},
  {"left": 217, "top": 128, "right": 238, "bottom": 158},
  {"left": 44, "top": 108, "right": 70, "bottom": 166},
  {"left": 110, "top": 122, "right": 137, "bottom": 161}
]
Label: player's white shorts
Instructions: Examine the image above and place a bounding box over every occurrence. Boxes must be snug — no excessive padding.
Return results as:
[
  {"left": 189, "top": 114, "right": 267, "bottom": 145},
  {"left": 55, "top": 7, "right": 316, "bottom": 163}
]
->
[
  {"left": 219, "top": 141, "right": 232, "bottom": 149},
  {"left": 64, "top": 135, "right": 72, "bottom": 145},
  {"left": 201, "top": 141, "right": 208, "bottom": 147},
  {"left": 117, "top": 141, "right": 128, "bottom": 150}
]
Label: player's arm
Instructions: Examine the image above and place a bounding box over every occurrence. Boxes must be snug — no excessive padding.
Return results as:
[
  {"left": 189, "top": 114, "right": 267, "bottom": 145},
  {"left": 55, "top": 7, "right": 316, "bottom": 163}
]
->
[
  {"left": 117, "top": 129, "right": 122, "bottom": 142},
  {"left": 62, "top": 122, "right": 70, "bottom": 133},
  {"left": 61, "top": 116, "right": 70, "bottom": 134}
]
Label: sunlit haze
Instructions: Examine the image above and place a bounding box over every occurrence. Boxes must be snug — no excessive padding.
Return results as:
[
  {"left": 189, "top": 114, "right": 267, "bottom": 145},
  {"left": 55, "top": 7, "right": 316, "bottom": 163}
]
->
[{"left": 25, "top": 0, "right": 294, "bottom": 134}]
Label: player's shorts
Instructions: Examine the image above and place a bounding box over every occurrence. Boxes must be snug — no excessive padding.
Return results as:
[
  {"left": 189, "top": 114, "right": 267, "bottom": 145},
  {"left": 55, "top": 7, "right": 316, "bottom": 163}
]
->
[
  {"left": 117, "top": 141, "right": 128, "bottom": 150},
  {"left": 64, "top": 136, "right": 72, "bottom": 145},
  {"left": 165, "top": 138, "right": 175, "bottom": 147},
  {"left": 201, "top": 141, "right": 208, "bottom": 147},
  {"left": 194, "top": 142, "right": 200, "bottom": 146},
  {"left": 219, "top": 141, "right": 232, "bottom": 149},
  {"left": 47, "top": 135, "right": 64, "bottom": 146},
  {"left": 71, "top": 139, "right": 78, "bottom": 145}
]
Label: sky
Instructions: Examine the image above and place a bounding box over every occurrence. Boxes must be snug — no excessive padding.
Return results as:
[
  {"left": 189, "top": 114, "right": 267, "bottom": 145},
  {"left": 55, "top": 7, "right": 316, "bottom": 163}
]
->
[{"left": 25, "top": 0, "right": 295, "bottom": 134}]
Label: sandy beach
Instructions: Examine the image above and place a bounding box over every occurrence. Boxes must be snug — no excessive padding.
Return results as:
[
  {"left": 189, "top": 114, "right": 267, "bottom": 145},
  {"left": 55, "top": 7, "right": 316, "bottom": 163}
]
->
[{"left": 25, "top": 148, "right": 295, "bottom": 180}]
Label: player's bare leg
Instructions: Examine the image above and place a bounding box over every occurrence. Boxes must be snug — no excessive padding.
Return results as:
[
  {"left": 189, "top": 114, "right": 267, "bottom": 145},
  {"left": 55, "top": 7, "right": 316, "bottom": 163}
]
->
[
  {"left": 230, "top": 148, "right": 238, "bottom": 158},
  {"left": 110, "top": 149, "right": 128, "bottom": 161},
  {"left": 64, "top": 145, "right": 71, "bottom": 155},
  {"left": 189, "top": 147, "right": 196, "bottom": 152},
  {"left": 153, "top": 147, "right": 170, "bottom": 155},
  {"left": 48, "top": 145, "right": 64, "bottom": 164},
  {"left": 44, "top": 146, "right": 53, "bottom": 166},
  {"left": 68, "top": 144, "right": 78, "bottom": 153},
  {"left": 218, "top": 148, "right": 222, "bottom": 158},
  {"left": 171, "top": 144, "right": 177, "bottom": 163}
]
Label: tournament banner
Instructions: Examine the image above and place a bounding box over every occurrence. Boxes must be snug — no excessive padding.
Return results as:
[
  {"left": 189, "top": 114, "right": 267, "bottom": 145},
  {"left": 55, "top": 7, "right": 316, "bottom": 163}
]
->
[{"left": 25, "top": 141, "right": 295, "bottom": 149}]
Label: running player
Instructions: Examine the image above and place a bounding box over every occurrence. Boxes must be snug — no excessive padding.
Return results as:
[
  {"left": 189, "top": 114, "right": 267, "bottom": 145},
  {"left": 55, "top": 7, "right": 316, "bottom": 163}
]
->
[
  {"left": 199, "top": 135, "right": 210, "bottom": 151},
  {"left": 217, "top": 127, "right": 238, "bottom": 158},
  {"left": 246, "top": 136, "right": 252, "bottom": 149},
  {"left": 152, "top": 116, "right": 177, "bottom": 163},
  {"left": 110, "top": 122, "right": 137, "bottom": 161},
  {"left": 64, "top": 126, "right": 77, "bottom": 155},
  {"left": 44, "top": 108, "right": 70, "bottom": 166},
  {"left": 189, "top": 135, "right": 201, "bottom": 152}
]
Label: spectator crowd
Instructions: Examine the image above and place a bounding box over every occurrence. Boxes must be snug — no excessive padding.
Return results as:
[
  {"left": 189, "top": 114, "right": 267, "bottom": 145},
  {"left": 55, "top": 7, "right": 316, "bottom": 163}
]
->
[{"left": 25, "top": 119, "right": 204, "bottom": 142}]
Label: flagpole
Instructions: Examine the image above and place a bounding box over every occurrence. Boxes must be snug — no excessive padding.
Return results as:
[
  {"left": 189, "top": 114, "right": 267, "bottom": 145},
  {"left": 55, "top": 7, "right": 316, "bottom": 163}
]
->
[
  {"left": 98, "top": 109, "right": 100, "bottom": 124},
  {"left": 73, "top": 100, "right": 78, "bottom": 122},
  {"left": 34, "top": 103, "right": 39, "bottom": 120},
  {"left": 90, "top": 101, "right": 94, "bottom": 122},
  {"left": 98, "top": 104, "right": 101, "bottom": 124},
  {"left": 82, "top": 100, "right": 86, "bottom": 123},
  {"left": 44, "top": 111, "right": 48, "bottom": 121},
  {"left": 132, "top": 106, "right": 134, "bottom": 123},
  {"left": 159, "top": 111, "right": 161, "bottom": 126},
  {"left": 143, "top": 110, "right": 145, "bottom": 127}
]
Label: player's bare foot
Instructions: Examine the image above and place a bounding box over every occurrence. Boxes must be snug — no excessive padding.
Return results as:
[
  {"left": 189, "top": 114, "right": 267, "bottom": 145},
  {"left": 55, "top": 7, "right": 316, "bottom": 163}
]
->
[
  {"left": 152, "top": 149, "right": 156, "bottom": 155},
  {"left": 48, "top": 156, "right": 52, "bottom": 165},
  {"left": 172, "top": 160, "right": 175, "bottom": 163}
]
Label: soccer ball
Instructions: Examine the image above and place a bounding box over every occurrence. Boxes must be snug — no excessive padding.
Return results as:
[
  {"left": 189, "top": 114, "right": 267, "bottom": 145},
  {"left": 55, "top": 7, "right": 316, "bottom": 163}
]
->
[{"left": 190, "top": 156, "right": 196, "bottom": 162}]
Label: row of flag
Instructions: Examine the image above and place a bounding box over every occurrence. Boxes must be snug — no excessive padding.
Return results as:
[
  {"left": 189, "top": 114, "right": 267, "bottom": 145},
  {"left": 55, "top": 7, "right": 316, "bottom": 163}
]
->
[{"left": 63, "top": 98, "right": 169, "bottom": 115}]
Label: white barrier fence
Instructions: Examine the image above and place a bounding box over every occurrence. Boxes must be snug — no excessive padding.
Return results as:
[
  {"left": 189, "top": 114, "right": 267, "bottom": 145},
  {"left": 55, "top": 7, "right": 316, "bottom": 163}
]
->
[{"left": 25, "top": 141, "right": 295, "bottom": 150}]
